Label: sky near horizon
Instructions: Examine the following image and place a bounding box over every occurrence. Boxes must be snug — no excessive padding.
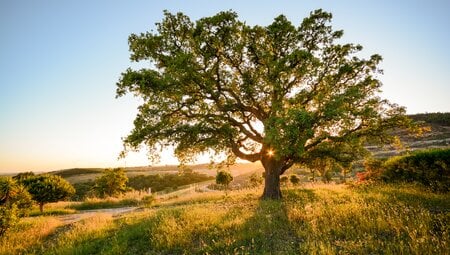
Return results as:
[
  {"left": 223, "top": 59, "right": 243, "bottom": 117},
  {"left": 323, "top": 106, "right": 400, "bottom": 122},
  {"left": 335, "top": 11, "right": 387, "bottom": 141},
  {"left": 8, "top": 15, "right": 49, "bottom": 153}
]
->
[{"left": 1, "top": 0, "right": 449, "bottom": 173}]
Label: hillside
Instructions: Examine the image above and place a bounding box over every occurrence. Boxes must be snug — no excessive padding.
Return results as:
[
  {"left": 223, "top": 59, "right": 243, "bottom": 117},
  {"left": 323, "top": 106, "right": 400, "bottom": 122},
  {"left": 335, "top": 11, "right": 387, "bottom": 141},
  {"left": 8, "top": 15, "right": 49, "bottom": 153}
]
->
[
  {"left": 366, "top": 112, "right": 450, "bottom": 158},
  {"left": 1, "top": 184, "right": 448, "bottom": 254}
]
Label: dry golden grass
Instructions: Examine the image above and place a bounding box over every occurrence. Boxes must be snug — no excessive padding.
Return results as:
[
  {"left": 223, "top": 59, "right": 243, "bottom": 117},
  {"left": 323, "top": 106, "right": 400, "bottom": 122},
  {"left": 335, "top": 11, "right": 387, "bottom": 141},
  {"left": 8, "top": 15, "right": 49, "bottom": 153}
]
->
[{"left": 1, "top": 183, "right": 448, "bottom": 254}]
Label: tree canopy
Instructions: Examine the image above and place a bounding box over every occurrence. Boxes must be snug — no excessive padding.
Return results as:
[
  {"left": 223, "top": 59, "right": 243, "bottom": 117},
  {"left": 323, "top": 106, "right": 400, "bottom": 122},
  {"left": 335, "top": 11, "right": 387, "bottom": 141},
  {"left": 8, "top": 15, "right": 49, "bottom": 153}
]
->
[
  {"left": 117, "top": 9, "right": 413, "bottom": 199},
  {"left": 21, "top": 174, "right": 75, "bottom": 212},
  {"left": 93, "top": 168, "right": 129, "bottom": 198}
]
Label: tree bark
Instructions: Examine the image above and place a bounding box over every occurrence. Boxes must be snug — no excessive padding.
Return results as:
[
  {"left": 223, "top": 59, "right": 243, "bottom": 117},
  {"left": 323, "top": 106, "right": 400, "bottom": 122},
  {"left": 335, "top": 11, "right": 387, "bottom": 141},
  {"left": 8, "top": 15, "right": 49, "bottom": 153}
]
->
[
  {"left": 39, "top": 202, "right": 44, "bottom": 213},
  {"left": 261, "top": 156, "right": 285, "bottom": 200}
]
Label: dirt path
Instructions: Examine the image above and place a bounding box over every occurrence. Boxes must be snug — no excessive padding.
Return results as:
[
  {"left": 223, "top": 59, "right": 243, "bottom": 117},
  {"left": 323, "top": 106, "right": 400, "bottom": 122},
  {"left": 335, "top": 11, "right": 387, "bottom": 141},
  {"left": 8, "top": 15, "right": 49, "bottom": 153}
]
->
[{"left": 57, "top": 207, "right": 139, "bottom": 225}]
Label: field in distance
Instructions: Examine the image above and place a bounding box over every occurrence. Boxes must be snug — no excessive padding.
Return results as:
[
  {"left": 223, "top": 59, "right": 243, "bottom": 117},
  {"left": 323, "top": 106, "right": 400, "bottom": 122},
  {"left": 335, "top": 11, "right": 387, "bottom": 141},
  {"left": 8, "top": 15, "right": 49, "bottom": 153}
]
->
[{"left": 50, "top": 162, "right": 263, "bottom": 184}]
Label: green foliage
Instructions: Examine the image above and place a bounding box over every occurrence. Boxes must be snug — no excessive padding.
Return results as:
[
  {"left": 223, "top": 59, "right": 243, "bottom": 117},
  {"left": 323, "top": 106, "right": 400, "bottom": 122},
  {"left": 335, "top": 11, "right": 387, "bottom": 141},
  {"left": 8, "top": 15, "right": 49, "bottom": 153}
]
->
[
  {"left": 12, "top": 171, "right": 35, "bottom": 182},
  {"left": 72, "top": 181, "right": 95, "bottom": 201},
  {"left": 280, "top": 175, "right": 289, "bottom": 186},
  {"left": 382, "top": 148, "right": 450, "bottom": 191},
  {"left": 70, "top": 198, "right": 140, "bottom": 210},
  {"left": 128, "top": 172, "right": 213, "bottom": 192},
  {"left": 357, "top": 157, "right": 386, "bottom": 182},
  {"left": 0, "top": 204, "right": 18, "bottom": 236},
  {"left": 289, "top": 174, "right": 300, "bottom": 185},
  {"left": 2, "top": 184, "right": 448, "bottom": 254},
  {"left": 216, "top": 171, "right": 233, "bottom": 191},
  {"left": 93, "top": 168, "right": 129, "bottom": 198},
  {"left": 21, "top": 174, "right": 75, "bottom": 212},
  {"left": 0, "top": 177, "right": 33, "bottom": 236},
  {"left": 117, "top": 9, "right": 414, "bottom": 199},
  {"left": 409, "top": 112, "right": 450, "bottom": 126}
]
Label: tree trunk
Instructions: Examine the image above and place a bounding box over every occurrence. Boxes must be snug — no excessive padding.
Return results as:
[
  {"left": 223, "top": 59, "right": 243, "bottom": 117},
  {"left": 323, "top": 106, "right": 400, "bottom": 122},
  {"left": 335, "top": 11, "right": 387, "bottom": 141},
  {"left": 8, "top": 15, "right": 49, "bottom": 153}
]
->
[
  {"left": 39, "top": 202, "right": 44, "bottom": 213},
  {"left": 261, "top": 156, "right": 285, "bottom": 200}
]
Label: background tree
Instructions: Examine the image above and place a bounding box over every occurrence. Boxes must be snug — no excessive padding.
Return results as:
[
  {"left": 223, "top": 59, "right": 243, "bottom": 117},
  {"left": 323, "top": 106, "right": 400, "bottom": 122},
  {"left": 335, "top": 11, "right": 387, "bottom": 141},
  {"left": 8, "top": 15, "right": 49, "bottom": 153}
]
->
[
  {"left": 248, "top": 172, "right": 263, "bottom": 188},
  {"left": 289, "top": 174, "right": 300, "bottom": 186},
  {"left": 93, "top": 168, "right": 129, "bottom": 198},
  {"left": 117, "top": 9, "right": 413, "bottom": 199},
  {"left": 216, "top": 171, "right": 233, "bottom": 194},
  {"left": 280, "top": 175, "right": 289, "bottom": 186},
  {"left": 21, "top": 174, "right": 75, "bottom": 212}
]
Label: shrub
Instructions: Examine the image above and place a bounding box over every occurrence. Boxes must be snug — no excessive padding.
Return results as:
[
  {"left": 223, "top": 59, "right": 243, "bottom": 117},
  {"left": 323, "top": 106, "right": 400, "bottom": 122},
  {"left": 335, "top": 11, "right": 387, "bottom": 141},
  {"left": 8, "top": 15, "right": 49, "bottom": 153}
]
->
[
  {"left": 280, "top": 176, "right": 289, "bottom": 186},
  {"left": 357, "top": 158, "right": 385, "bottom": 182},
  {"left": 141, "top": 195, "right": 156, "bottom": 207},
  {"left": 72, "top": 181, "right": 96, "bottom": 201},
  {"left": 248, "top": 173, "right": 263, "bottom": 188},
  {"left": 382, "top": 148, "right": 450, "bottom": 191},
  {"left": 0, "top": 177, "right": 33, "bottom": 236},
  {"left": 0, "top": 205, "right": 18, "bottom": 236}
]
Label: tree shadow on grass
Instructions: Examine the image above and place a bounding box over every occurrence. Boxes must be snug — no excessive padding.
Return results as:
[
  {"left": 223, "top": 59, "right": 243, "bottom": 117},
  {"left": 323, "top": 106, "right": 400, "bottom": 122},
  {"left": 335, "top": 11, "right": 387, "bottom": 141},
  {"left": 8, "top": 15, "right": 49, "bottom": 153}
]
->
[
  {"left": 35, "top": 189, "right": 320, "bottom": 255},
  {"left": 378, "top": 187, "right": 450, "bottom": 214}
]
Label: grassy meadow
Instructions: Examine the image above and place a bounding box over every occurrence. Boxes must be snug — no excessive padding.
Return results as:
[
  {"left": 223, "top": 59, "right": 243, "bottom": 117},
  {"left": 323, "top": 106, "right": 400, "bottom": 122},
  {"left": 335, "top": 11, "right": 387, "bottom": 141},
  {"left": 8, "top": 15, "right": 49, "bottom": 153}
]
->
[{"left": 0, "top": 183, "right": 448, "bottom": 254}]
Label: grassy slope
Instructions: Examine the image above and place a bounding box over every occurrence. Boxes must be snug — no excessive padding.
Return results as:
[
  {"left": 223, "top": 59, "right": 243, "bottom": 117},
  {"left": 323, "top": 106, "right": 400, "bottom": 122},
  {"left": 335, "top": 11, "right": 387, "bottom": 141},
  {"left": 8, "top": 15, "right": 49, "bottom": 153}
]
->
[{"left": 1, "top": 184, "right": 448, "bottom": 255}]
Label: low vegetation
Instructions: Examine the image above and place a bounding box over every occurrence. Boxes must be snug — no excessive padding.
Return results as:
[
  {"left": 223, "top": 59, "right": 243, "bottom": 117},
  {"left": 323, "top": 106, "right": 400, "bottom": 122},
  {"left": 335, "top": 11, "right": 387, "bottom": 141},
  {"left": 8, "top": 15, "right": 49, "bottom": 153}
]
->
[
  {"left": 72, "top": 172, "right": 213, "bottom": 200},
  {"left": 359, "top": 148, "right": 450, "bottom": 192},
  {"left": 128, "top": 172, "right": 213, "bottom": 192},
  {"left": 0, "top": 183, "right": 448, "bottom": 254}
]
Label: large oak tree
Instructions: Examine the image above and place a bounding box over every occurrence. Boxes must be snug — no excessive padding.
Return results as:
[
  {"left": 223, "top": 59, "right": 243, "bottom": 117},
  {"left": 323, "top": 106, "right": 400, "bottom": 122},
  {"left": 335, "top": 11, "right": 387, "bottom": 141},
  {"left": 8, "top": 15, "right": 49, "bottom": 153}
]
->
[{"left": 117, "top": 10, "right": 411, "bottom": 199}]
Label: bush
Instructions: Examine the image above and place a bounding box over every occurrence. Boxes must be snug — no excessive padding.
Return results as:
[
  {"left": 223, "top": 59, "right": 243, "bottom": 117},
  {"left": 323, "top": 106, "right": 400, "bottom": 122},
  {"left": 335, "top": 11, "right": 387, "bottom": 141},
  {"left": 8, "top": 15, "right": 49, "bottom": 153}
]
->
[
  {"left": 0, "top": 205, "right": 18, "bottom": 236},
  {"left": 280, "top": 176, "right": 289, "bottom": 186},
  {"left": 381, "top": 148, "right": 450, "bottom": 191},
  {"left": 216, "top": 171, "right": 233, "bottom": 194},
  {"left": 248, "top": 173, "right": 263, "bottom": 188},
  {"left": 141, "top": 195, "right": 156, "bottom": 207},
  {"left": 72, "top": 181, "right": 96, "bottom": 201},
  {"left": 0, "top": 177, "right": 33, "bottom": 236}
]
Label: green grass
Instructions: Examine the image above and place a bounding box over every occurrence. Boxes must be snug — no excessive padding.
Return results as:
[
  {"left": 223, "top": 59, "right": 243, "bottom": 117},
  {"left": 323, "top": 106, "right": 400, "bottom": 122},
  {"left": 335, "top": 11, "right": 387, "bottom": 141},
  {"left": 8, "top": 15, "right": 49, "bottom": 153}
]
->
[
  {"left": 68, "top": 191, "right": 155, "bottom": 210},
  {"left": 1, "top": 183, "right": 448, "bottom": 254},
  {"left": 69, "top": 198, "right": 141, "bottom": 211},
  {"left": 27, "top": 201, "right": 78, "bottom": 217}
]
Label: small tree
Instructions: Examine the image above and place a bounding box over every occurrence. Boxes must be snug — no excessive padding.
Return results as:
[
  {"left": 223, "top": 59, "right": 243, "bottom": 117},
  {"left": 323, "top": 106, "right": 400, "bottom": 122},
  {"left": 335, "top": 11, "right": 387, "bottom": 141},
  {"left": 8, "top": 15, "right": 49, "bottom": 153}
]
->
[
  {"left": 216, "top": 171, "right": 233, "bottom": 194},
  {"left": 21, "top": 174, "right": 75, "bottom": 212},
  {"left": 289, "top": 174, "right": 300, "bottom": 186},
  {"left": 93, "top": 168, "right": 129, "bottom": 198}
]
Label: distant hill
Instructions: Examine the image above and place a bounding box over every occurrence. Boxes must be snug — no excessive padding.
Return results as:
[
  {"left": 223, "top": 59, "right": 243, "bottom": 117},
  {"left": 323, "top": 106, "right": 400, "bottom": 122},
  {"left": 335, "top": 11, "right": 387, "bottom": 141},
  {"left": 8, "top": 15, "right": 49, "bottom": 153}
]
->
[
  {"left": 408, "top": 112, "right": 450, "bottom": 126},
  {"left": 367, "top": 112, "right": 450, "bottom": 158},
  {"left": 48, "top": 163, "right": 262, "bottom": 184}
]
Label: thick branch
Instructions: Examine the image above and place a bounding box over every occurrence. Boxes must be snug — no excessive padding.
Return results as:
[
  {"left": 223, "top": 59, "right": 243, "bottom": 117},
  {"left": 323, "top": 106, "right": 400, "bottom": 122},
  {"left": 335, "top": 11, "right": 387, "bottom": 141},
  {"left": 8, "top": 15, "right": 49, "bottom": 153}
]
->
[{"left": 230, "top": 141, "right": 260, "bottom": 162}]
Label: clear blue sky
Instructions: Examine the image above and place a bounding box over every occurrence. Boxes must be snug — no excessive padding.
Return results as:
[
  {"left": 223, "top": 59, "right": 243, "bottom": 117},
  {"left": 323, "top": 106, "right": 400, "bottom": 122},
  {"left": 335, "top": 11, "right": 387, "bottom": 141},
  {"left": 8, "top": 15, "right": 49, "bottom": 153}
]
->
[{"left": 1, "top": 0, "right": 449, "bottom": 173}]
